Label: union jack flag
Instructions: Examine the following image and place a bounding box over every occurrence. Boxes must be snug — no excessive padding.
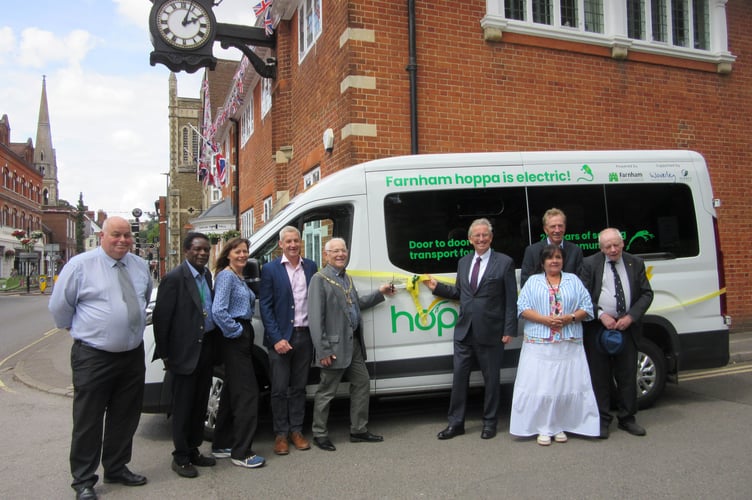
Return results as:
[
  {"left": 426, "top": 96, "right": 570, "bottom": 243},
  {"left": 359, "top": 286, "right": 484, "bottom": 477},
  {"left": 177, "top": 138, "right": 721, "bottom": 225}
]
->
[
  {"left": 253, "top": 0, "right": 272, "bottom": 17},
  {"left": 264, "top": 10, "right": 274, "bottom": 36},
  {"left": 216, "top": 154, "right": 227, "bottom": 185}
]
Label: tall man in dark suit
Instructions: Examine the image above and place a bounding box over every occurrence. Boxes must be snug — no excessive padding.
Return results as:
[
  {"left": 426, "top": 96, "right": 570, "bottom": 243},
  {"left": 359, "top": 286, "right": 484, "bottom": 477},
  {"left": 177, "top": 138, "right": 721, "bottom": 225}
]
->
[
  {"left": 520, "top": 207, "right": 583, "bottom": 287},
  {"left": 259, "top": 226, "right": 318, "bottom": 455},
  {"left": 424, "top": 218, "right": 518, "bottom": 440},
  {"left": 153, "top": 232, "right": 218, "bottom": 478},
  {"left": 579, "top": 228, "right": 653, "bottom": 438}
]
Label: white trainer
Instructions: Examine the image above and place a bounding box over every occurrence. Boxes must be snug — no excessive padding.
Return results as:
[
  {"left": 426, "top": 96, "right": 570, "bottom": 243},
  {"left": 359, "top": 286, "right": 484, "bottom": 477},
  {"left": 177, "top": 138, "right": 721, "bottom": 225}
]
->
[
  {"left": 536, "top": 435, "right": 551, "bottom": 446},
  {"left": 554, "top": 432, "right": 568, "bottom": 443}
]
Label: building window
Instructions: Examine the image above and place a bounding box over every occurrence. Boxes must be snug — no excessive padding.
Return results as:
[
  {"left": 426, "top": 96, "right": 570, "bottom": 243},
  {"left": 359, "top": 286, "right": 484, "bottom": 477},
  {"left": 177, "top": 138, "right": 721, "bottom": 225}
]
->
[
  {"left": 504, "top": 0, "right": 603, "bottom": 32},
  {"left": 627, "top": 0, "right": 709, "bottom": 49},
  {"left": 182, "top": 127, "right": 189, "bottom": 163},
  {"left": 298, "top": 0, "right": 322, "bottom": 62},
  {"left": 241, "top": 97, "right": 254, "bottom": 147},
  {"left": 181, "top": 126, "right": 200, "bottom": 164},
  {"left": 484, "top": 1, "right": 732, "bottom": 68},
  {"left": 302, "top": 220, "right": 323, "bottom": 264},
  {"left": 263, "top": 196, "right": 273, "bottom": 223},
  {"left": 261, "top": 78, "right": 272, "bottom": 118},
  {"left": 304, "top": 166, "right": 320, "bottom": 190},
  {"left": 192, "top": 127, "right": 200, "bottom": 163},
  {"left": 241, "top": 208, "right": 254, "bottom": 239}
]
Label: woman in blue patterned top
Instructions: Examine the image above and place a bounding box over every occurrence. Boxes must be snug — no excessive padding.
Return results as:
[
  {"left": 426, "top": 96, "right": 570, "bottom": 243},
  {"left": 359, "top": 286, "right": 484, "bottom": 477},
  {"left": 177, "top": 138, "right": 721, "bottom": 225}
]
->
[
  {"left": 510, "top": 244, "right": 600, "bottom": 446},
  {"left": 210, "top": 237, "right": 265, "bottom": 469}
]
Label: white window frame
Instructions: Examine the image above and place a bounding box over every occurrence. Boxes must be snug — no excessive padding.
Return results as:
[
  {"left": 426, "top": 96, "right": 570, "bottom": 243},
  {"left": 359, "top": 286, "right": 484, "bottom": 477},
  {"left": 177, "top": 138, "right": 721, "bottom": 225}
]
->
[
  {"left": 303, "top": 166, "right": 320, "bottom": 190},
  {"left": 261, "top": 78, "right": 272, "bottom": 118},
  {"left": 240, "top": 96, "right": 254, "bottom": 147},
  {"left": 298, "top": 0, "right": 323, "bottom": 62},
  {"left": 241, "top": 208, "right": 254, "bottom": 239},
  {"left": 302, "top": 220, "right": 323, "bottom": 264},
  {"left": 481, "top": 0, "right": 734, "bottom": 68},
  {"left": 263, "top": 196, "right": 273, "bottom": 223}
]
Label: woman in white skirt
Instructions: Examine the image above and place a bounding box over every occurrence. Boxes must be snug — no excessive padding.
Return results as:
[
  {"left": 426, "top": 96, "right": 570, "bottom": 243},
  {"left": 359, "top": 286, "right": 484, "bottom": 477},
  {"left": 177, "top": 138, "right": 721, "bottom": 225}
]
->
[{"left": 510, "top": 244, "right": 600, "bottom": 445}]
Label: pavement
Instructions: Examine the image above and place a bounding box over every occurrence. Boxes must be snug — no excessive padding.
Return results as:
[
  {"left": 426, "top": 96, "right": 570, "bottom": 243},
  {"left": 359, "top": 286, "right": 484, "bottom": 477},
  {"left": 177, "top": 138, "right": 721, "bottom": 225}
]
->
[{"left": 6, "top": 316, "right": 752, "bottom": 398}]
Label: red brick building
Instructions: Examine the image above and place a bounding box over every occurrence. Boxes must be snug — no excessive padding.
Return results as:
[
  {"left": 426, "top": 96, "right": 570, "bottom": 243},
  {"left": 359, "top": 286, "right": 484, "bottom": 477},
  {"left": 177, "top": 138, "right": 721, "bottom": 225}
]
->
[
  {"left": 204, "top": 0, "right": 751, "bottom": 327},
  {"left": 0, "top": 114, "right": 44, "bottom": 278}
]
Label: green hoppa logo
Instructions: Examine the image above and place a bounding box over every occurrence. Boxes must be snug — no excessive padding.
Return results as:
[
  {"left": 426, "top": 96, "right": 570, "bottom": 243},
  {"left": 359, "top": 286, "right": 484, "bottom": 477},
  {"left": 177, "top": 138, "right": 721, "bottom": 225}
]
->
[{"left": 390, "top": 301, "right": 458, "bottom": 336}]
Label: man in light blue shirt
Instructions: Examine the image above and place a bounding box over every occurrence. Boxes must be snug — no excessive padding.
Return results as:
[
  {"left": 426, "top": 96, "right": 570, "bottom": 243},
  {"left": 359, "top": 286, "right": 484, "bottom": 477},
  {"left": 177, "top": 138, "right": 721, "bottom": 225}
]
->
[{"left": 49, "top": 216, "right": 152, "bottom": 500}]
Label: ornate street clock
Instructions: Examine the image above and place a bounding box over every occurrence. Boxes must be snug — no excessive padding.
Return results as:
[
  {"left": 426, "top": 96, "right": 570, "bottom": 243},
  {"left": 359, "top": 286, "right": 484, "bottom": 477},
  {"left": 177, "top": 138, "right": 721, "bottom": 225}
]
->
[
  {"left": 154, "top": 0, "right": 212, "bottom": 50},
  {"left": 149, "top": 0, "right": 217, "bottom": 73},
  {"left": 148, "top": 0, "right": 278, "bottom": 77}
]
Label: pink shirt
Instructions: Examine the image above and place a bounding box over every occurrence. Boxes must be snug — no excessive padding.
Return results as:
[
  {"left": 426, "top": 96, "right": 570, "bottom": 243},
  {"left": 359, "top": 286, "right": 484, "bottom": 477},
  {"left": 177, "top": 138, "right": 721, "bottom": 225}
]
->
[{"left": 282, "top": 255, "right": 309, "bottom": 327}]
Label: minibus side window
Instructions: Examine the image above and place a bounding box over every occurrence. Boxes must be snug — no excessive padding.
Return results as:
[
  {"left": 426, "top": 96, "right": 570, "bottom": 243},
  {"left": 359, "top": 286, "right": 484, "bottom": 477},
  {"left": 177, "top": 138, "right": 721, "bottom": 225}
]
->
[
  {"left": 384, "top": 188, "right": 527, "bottom": 274},
  {"left": 605, "top": 184, "right": 698, "bottom": 258},
  {"left": 251, "top": 204, "right": 353, "bottom": 269},
  {"left": 526, "top": 185, "right": 607, "bottom": 258}
]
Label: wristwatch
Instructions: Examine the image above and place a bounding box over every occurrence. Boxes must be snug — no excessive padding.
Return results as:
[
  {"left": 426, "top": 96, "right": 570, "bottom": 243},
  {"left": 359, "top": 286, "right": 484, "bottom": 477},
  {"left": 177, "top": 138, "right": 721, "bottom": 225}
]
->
[{"left": 571, "top": 313, "right": 577, "bottom": 323}]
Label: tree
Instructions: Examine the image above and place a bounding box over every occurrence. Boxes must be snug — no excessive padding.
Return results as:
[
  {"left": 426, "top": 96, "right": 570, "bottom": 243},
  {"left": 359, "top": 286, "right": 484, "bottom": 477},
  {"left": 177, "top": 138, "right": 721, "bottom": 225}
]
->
[{"left": 76, "top": 193, "right": 86, "bottom": 253}]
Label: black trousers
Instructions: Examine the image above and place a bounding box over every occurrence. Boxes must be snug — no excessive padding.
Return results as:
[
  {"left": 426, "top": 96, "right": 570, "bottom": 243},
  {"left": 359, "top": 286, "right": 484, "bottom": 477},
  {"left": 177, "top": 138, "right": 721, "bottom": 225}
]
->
[
  {"left": 170, "top": 334, "right": 215, "bottom": 465},
  {"left": 213, "top": 320, "right": 259, "bottom": 460},
  {"left": 448, "top": 328, "right": 503, "bottom": 428},
  {"left": 70, "top": 341, "right": 144, "bottom": 490},
  {"left": 583, "top": 326, "right": 638, "bottom": 425}
]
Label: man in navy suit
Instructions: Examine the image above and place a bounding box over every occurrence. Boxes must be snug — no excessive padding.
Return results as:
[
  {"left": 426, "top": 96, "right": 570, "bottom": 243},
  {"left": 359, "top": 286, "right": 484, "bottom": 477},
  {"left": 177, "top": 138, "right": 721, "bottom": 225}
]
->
[
  {"left": 424, "top": 218, "right": 518, "bottom": 440},
  {"left": 153, "top": 232, "right": 218, "bottom": 478},
  {"left": 520, "top": 207, "right": 583, "bottom": 287},
  {"left": 579, "top": 228, "right": 653, "bottom": 438},
  {"left": 259, "top": 226, "right": 318, "bottom": 455}
]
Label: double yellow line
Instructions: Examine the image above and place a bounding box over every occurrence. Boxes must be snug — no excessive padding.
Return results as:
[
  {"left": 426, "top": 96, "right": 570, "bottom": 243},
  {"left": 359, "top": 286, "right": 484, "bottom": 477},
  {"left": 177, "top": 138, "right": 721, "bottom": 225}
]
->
[{"left": 680, "top": 363, "right": 752, "bottom": 382}]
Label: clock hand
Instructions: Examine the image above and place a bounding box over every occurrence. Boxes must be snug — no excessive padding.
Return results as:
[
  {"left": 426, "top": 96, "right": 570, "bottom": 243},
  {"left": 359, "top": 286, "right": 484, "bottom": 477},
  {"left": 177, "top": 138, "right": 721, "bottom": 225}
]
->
[{"left": 182, "top": 2, "right": 194, "bottom": 26}]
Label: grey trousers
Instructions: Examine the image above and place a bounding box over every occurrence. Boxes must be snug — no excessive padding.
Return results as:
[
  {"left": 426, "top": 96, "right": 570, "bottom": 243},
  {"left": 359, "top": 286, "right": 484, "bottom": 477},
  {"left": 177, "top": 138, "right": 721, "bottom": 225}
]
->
[{"left": 312, "top": 337, "right": 370, "bottom": 437}]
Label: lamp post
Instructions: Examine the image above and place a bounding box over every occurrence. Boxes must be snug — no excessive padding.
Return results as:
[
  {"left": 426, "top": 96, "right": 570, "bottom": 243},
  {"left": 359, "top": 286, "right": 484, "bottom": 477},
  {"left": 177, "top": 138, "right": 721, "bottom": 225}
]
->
[{"left": 132, "top": 208, "right": 143, "bottom": 256}]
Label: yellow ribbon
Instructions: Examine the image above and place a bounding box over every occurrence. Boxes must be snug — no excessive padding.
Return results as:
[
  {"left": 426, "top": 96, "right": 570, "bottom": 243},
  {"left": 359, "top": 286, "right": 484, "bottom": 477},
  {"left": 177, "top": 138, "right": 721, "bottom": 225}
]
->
[
  {"left": 347, "top": 270, "right": 455, "bottom": 325},
  {"left": 347, "top": 268, "right": 727, "bottom": 323}
]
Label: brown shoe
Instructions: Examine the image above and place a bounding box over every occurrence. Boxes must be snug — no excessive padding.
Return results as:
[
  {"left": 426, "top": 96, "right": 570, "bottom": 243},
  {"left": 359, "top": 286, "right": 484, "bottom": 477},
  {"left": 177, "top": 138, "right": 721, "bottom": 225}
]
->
[
  {"left": 274, "top": 434, "right": 289, "bottom": 455},
  {"left": 289, "top": 431, "right": 311, "bottom": 450}
]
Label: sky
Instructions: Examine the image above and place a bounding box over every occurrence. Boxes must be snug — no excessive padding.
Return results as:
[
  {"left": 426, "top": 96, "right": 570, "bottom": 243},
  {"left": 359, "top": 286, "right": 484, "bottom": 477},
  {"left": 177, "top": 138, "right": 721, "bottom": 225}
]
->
[{"left": 0, "top": 0, "right": 254, "bottom": 219}]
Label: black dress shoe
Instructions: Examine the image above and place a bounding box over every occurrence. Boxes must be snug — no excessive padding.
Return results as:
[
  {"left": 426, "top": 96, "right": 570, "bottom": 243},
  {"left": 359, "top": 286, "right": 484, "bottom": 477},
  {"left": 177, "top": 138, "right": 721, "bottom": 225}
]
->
[
  {"left": 75, "top": 486, "right": 97, "bottom": 500},
  {"left": 599, "top": 423, "right": 610, "bottom": 439},
  {"left": 481, "top": 427, "right": 497, "bottom": 439},
  {"left": 103, "top": 468, "right": 147, "bottom": 486},
  {"left": 313, "top": 436, "right": 336, "bottom": 451},
  {"left": 618, "top": 421, "right": 646, "bottom": 436},
  {"left": 437, "top": 425, "right": 465, "bottom": 440},
  {"left": 171, "top": 460, "right": 198, "bottom": 478},
  {"left": 350, "top": 431, "right": 384, "bottom": 443},
  {"left": 191, "top": 453, "right": 217, "bottom": 467}
]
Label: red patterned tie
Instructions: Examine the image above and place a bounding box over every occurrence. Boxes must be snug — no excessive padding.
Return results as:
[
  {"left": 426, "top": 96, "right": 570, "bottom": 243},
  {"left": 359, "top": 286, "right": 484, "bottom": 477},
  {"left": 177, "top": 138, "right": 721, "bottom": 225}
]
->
[{"left": 470, "top": 256, "right": 481, "bottom": 291}]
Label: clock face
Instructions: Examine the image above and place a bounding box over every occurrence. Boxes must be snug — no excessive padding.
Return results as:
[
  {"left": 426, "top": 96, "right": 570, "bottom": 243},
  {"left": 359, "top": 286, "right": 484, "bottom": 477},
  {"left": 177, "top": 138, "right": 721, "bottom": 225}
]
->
[{"left": 156, "top": 1, "right": 212, "bottom": 50}]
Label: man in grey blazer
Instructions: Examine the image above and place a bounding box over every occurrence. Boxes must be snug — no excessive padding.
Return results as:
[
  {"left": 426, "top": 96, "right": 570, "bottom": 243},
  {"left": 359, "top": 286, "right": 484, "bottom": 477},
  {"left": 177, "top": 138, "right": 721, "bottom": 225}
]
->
[
  {"left": 308, "top": 238, "right": 396, "bottom": 451},
  {"left": 520, "top": 207, "right": 583, "bottom": 287},
  {"left": 424, "top": 218, "right": 518, "bottom": 440},
  {"left": 579, "top": 228, "right": 653, "bottom": 438}
]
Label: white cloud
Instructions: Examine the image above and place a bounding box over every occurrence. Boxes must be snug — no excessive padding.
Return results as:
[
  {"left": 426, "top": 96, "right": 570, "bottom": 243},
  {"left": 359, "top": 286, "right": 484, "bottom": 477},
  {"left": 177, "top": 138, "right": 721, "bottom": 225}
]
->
[
  {"left": 113, "top": 0, "right": 151, "bottom": 28},
  {"left": 17, "top": 27, "right": 98, "bottom": 68},
  {"left": 0, "top": 27, "right": 15, "bottom": 64}
]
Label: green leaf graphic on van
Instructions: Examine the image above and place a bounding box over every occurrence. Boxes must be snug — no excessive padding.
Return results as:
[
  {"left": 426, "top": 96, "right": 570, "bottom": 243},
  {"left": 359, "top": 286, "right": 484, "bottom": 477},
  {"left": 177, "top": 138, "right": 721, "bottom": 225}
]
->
[
  {"left": 576, "top": 164, "right": 594, "bottom": 182},
  {"left": 626, "top": 230, "right": 654, "bottom": 251}
]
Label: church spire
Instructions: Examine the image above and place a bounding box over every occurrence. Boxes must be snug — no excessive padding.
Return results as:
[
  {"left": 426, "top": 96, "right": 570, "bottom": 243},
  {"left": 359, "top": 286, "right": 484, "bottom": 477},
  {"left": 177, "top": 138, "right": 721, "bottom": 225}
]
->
[{"left": 34, "top": 75, "right": 59, "bottom": 205}]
